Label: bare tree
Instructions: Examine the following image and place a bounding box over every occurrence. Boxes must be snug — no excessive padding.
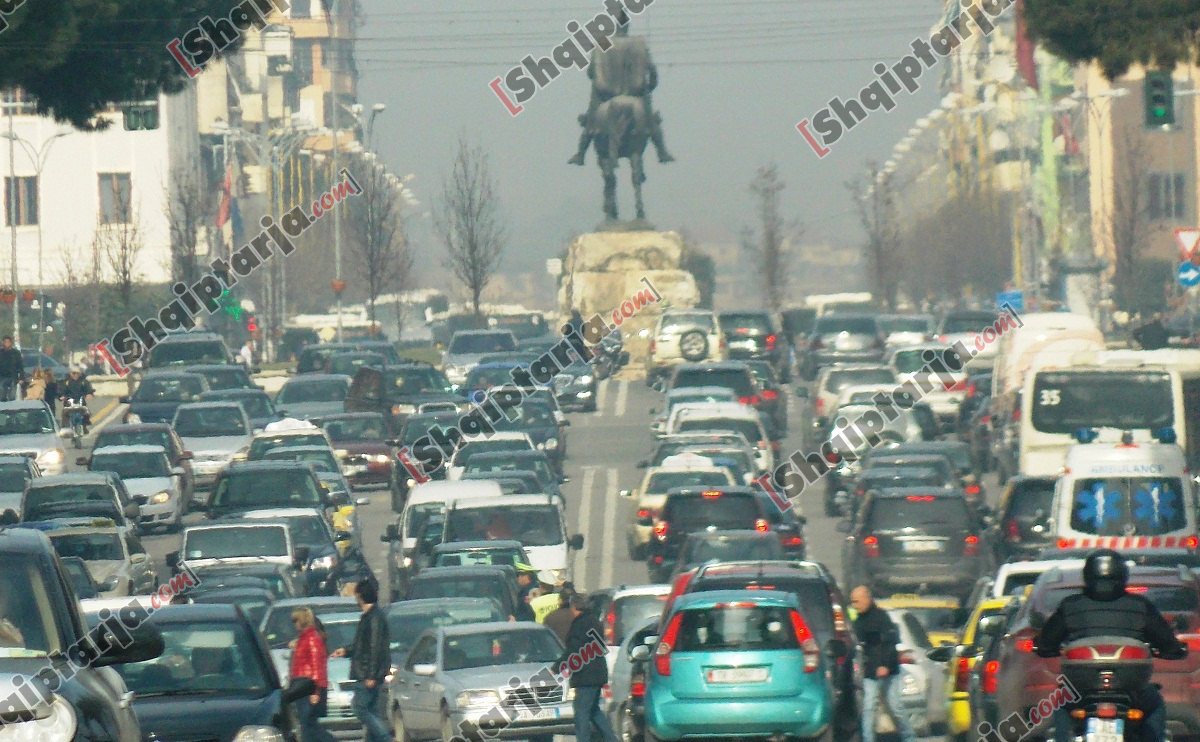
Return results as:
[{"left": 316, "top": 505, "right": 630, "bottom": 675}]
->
[
  {"left": 55, "top": 242, "right": 102, "bottom": 361},
  {"left": 345, "top": 161, "right": 412, "bottom": 326},
  {"left": 435, "top": 138, "right": 506, "bottom": 317},
  {"left": 164, "top": 164, "right": 216, "bottom": 287},
  {"left": 1108, "top": 125, "right": 1152, "bottom": 312},
  {"left": 739, "top": 164, "right": 799, "bottom": 313},
  {"left": 94, "top": 188, "right": 143, "bottom": 315},
  {"left": 848, "top": 162, "right": 901, "bottom": 311}
]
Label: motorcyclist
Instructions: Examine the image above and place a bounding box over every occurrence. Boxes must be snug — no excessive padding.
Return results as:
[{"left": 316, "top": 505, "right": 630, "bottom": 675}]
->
[
  {"left": 59, "top": 367, "right": 95, "bottom": 433},
  {"left": 565, "top": 309, "right": 590, "bottom": 363},
  {"left": 1034, "top": 549, "right": 1187, "bottom": 742}
]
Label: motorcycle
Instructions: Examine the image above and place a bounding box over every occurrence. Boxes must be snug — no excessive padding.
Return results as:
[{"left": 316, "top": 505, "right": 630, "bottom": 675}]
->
[
  {"left": 1056, "top": 635, "right": 1187, "bottom": 741},
  {"left": 591, "top": 333, "right": 629, "bottom": 381},
  {"left": 63, "top": 398, "right": 88, "bottom": 449}
]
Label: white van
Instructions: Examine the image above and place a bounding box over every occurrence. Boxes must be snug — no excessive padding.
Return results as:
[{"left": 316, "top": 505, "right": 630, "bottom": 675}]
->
[
  {"left": 441, "top": 494, "right": 584, "bottom": 584},
  {"left": 1050, "top": 437, "right": 1199, "bottom": 554}
]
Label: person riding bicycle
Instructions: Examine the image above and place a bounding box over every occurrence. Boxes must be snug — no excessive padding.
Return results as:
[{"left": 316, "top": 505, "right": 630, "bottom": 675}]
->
[
  {"left": 59, "top": 367, "right": 95, "bottom": 433},
  {"left": 1034, "top": 549, "right": 1187, "bottom": 742}
]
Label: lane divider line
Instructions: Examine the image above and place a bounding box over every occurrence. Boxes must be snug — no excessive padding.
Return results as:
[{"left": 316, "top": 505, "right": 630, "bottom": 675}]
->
[
  {"left": 576, "top": 466, "right": 597, "bottom": 590},
  {"left": 614, "top": 380, "right": 628, "bottom": 418},
  {"left": 594, "top": 379, "right": 609, "bottom": 416},
  {"left": 600, "top": 467, "right": 618, "bottom": 589}
]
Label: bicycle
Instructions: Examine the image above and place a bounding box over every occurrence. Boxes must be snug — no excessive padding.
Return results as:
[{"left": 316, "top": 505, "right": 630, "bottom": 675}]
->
[{"left": 63, "top": 398, "right": 88, "bottom": 449}]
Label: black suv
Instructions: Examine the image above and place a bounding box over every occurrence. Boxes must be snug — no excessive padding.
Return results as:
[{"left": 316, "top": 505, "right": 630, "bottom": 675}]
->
[
  {"left": 0, "top": 527, "right": 163, "bottom": 739},
  {"left": 206, "top": 461, "right": 332, "bottom": 520},
  {"left": 841, "top": 487, "right": 990, "bottom": 601},
  {"left": 144, "top": 332, "right": 233, "bottom": 369},
  {"left": 647, "top": 486, "right": 773, "bottom": 582},
  {"left": 296, "top": 341, "right": 401, "bottom": 374},
  {"left": 345, "top": 363, "right": 459, "bottom": 434},
  {"left": 988, "top": 475, "right": 1056, "bottom": 562},
  {"left": 717, "top": 311, "right": 791, "bottom": 381}
]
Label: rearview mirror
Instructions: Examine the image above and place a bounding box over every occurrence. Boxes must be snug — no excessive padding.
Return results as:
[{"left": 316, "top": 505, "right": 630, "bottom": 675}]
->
[
  {"left": 926, "top": 645, "right": 954, "bottom": 663},
  {"left": 629, "top": 645, "right": 650, "bottom": 661},
  {"left": 355, "top": 497, "right": 369, "bottom": 507},
  {"left": 92, "top": 623, "right": 164, "bottom": 667},
  {"left": 569, "top": 533, "right": 585, "bottom": 550},
  {"left": 619, "top": 489, "right": 633, "bottom": 498}
]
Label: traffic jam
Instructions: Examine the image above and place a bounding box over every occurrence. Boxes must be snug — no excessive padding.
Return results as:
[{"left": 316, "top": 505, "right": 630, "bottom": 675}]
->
[{"left": 3, "top": 300, "right": 1199, "bottom": 742}]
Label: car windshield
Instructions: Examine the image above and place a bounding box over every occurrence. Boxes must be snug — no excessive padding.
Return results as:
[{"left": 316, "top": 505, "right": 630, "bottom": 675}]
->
[
  {"left": 90, "top": 453, "right": 169, "bottom": 479},
  {"left": 448, "top": 333, "right": 517, "bottom": 354},
  {"left": 660, "top": 314, "right": 715, "bottom": 334},
  {"left": 892, "top": 348, "right": 964, "bottom": 375},
  {"left": 409, "top": 575, "right": 508, "bottom": 605},
  {"left": 646, "top": 471, "right": 731, "bottom": 492},
  {"left": 278, "top": 379, "right": 347, "bottom": 403},
  {"left": 674, "top": 604, "right": 802, "bottom": 651},
  {"left": 25, "top": 484, "right": 116, "bottom": 515},
  {"left": 264, "top": 449, "right": 339, "bottom": 472},
  {"left": 671, "top": 369, "right": 753, "bottom": 397},
  {"left": 444, "top": 505, "right": 564, "bottom": 546},
  {"left": 0, "top": 407, "right": 54, "bottom": 435},
  {"left": 206, "top": 394, "right": 273, "bottom": 419},
  {"left": 689, "top": 578, "right": 834, "bottom": 639},
  {"left": 664, "top": 493, "right": 759, "bottom": 529},
  {"left": 322, "top": 416, "right": 386, "bottom": 441},
  {"left": 194, "top": 369, "right": 248, "bottom": 390},
  {"left": 211, "top": 470, "right": 321, "bottom": 510},
  {"left": 825, "top": 369, "right": 895, "bottom": 392},
  {"left": 173, "top": 407, "right": 246, "bottom": 437},
  {"left": 1070, "top": 478, "right": 1188, "bottom": 535},
  {"left": 248, "top": 434, "right": 327, "bottom": 459},
  {"left": 0, "top": 463, "right": 29, "bottom": 492},
  {"left": 281, "top": 515, "right": 330, "bottom": 547},
  {"left": 879, "top": 316, "right": 932, "bottom": 333},
  {"left": 465, "top": 456, "right": 553, "bottom": 484},
  {"left": 50, "top": 532, "right": 123, "bottom": 561},
  {"left": 95, "top": 429, "right": 172, "bottom": 451},
  {"left": 677, "top": 449, "right": 753, "bottom": 481},
  {"left": 721, "top": 314, "right": 771, "bottom": 333},
  {"left": 116, "top": 622, "right": 270, "bottom": 695},
  {"left": 0, "top": 554, "right": 64, "bottom": 657},
  {"left": 867, "top": 497, "right": 969, "bottom": 532},
  {"left": 815, "top": 316, "right": 876, "bottom": 335},
  {"left": 493, "top": 401, "right": 557, "bottom": 430},
  {"left": 682, "top": 536, "right": 784, "bottom": 566},
  {"left": 402, "top": 416, "right": 457, "bottom": 444},
  {"left": 150, "top": 342, "right": 228, "bottom": 366},
  {"left": 1007, "top": 481, "right": 1056, "bottom": 518},
  {"left": 454, "top": 440, "right": 532, "bottom": 466},
  {"left": 388, "top": 602, "right": 504, "bottom": 654},
  {"left": 676, "top": 418, "right": 761, "bottom": 444},
  {"left": 671, "top": 391, "right": 737, "bottom": 409},
  {"left": 185, "top": 527, "right": 288, "bottom": 560},
  {"left": 435, "top": 548, "right": 523, "bottom": 567},
  {"left": 441, "top": 629, "right": 561, "bottom": 669},
  {"left": 861, "top": 468, "right": 945, "bottom": 489},
  {"left": 260, "top": 603, "right": 356, "bottom": 647},
  {"left": 135, "top": 376, "right": 204, "bottom": 402},
  {"left": 388, "top": 367, "right": 453, "bottom": 395},
  {"left": 612, "top": 594, "right": 669, "bottom": 644}
]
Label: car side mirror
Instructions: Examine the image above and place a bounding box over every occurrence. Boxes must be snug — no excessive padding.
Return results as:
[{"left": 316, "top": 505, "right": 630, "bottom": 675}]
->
[
  {"left": 385, "top": 439, "right": 400, "bottom": 447},
  {"left": 355, "top": 497, "right": 370, "bottom": 507},
  {"left": 413, "top": 663, "right": 437, "bottom": 677},
  {"left": 977, "top": 615, "right": 1005, "bottom": 637},
  {"left": 629, "top": 645, "right": 650, "bottom": 661},
  {"left": 636, "top": 460, "right": 649, "bottom": 469},
  {"left": 569, "top": 534, "right": 585, "bottom": 550},
  {"left": 92, "top": 623, "right": 164, "bottom": 667},
  {"left": 383, "top": 524, "right": 400, "bottom": 542},
  {"left": 335, "top": 531, "right": 353, "bottom": 543},
  {"left": 132, "top": 494, "right": 148, "bottom": 506},
  {"left": 560, "top": 476, "right": 571, "bottom": 484},
  {"left": 99, "top": 575, "right": 121, "bottom": 592},
  {"left": 118, "top": 395, "right": 130, "bottom": 404},
  {"left": 926, "top": 645, "right": 954, "bottom": 663},
  {"left": 836, "top": 520, "right": 852, "bottom": 534},
  {"left": 826, "top": 638, "right": 848, "bottom": 659},
  {"left": 619, "top": 489, "right": 633, "bottom": 498}
]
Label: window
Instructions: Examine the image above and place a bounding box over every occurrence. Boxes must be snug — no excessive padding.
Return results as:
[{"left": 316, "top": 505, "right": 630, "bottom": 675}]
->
[
  {"left": 1148, "top": 172, "right": 1187, "bottom": 220},
  {"left": 98, "top": 172, "right": 132, "bottom": 224},
  {"left": 3, "top": 176, "right": 36, "bottom": 226},
  {"left": 407, "top": 636, "right": 436, "bottom": 669}
]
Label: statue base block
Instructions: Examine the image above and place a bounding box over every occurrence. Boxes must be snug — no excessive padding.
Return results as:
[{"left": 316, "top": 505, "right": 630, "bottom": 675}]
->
[{"left": 596, "top": 218, "right": 657, "bottom": 233}]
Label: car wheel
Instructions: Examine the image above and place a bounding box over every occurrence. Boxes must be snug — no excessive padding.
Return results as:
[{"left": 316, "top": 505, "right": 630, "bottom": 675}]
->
[
  {"left": 619, "top": 704, "right": 643, "bottom": 742},
  {"left": 394, "top": 705, "right": 415, "bottom": 742},
  {"left": 678, "top": 330, "right": 709, "bottom": 362}
]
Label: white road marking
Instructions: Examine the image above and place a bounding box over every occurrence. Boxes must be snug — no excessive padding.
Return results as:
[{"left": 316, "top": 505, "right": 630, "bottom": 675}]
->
[
  {"left": 576, "top": 466, "right": 597, "bottom": 589},
  {"left": 600, "top": 467, "right": 618, "bottom": 588},
  {"left": 614, "top": 380, "right": 628, "bottom": 417},
  {"left": 594, "top": 379, "right": 609, "bottom": 416}
]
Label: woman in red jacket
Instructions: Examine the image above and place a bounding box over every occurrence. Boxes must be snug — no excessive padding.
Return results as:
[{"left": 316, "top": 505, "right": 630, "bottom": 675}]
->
[{"left": 290, "top": 608, "right": 336, "bottom": 742}]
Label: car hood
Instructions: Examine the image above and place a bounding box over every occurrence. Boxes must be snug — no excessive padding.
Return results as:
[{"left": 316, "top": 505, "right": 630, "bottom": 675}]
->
[
  {"left": 184, "top": 555, "right": 292, "bottom": 570},
  {"left": 181, "top": 434, "right": 251, "bottom": 455},
  {"left": 122, "top": 477, "right": 175, "bottom": 497},
  {"left": 522, "top": 543, "right": 568, "bottom": 573},
  {"left": 442, "top": 661, "right": 566, "bottom": 692},
  {"left": 84, "top": 560, "right": 127, "bottom": 583},
  {"left": 336, "top": 441, "right": 391, "bottom": 457},
  {"left": 0, "top": 433, "right": 58, "bottom": 454},
  {"left": 134, "top": 690, "right": 282, "bottom": 739},
  {"left": 127, "top": 400, "right": 186, "bottom": 422}
]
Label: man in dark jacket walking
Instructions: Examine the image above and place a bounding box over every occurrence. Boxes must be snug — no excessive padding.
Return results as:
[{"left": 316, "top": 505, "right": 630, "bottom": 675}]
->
[
  {"left": 558, "top": 593, "right": 618, "bottom": 742},
  {"left": 851, "top": 586, "right": 917, "bottom": 742},
  {"left": 334, "top": 579, "right": 391, "bottom": 742},
  {"left": 0, "top": 337, "right": 22, "bottom": 402}
]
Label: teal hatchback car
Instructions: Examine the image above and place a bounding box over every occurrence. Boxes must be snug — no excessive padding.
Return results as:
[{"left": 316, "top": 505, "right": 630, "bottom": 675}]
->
[{"left": 644, "top": 590, "right": 835, "bottom": 742}]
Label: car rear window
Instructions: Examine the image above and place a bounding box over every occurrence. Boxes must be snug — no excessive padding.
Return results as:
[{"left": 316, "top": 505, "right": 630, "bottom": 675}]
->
[
  {"left": 688, "top": 577, "right": 833, "bottom": 638},
  {"left": 673, "top": 604, "right": 802, "bottom": 651},
  {"left": 815, "top": 316, "right": 877, "bottom": 335},
  {"left": 408, "top": 576, "right": 507, "bottom": 607},
  {"left": 663, "top": 492, "right": 761, "bottom": 529},
  {"left": 681, "top": 536, "right": 784, "bottom": 566},
  {"left": 1069, "top": 477, "right": 1187, "bottom": 535},
  {"left": 613, "top": 593, "right": 669, "bottom": 644},
  {"left": 647, "top": 471, "right": 731, "bottom": 492},
  {"left": 867, "top": 496, "right": 970, "bottom": 532},
  {"left": 825, "top": 369, "right": 895, "bottom": 392},
  {"left": 448, "top": 333, "right": 517, "bottom": 354},
  {"left": 661, "top": 314, "right": 715, "bottom": 334},
  {"left": 720, "top": 314, "right": 772, "bottom": 333},
  {"left": 149, "top": 341, "right": 228, "bottom": 366},
  {"left": 676, "top": 418, "right": 761, "bottom": 443},
  {"left": 671, "top": 369, "right": 754, "bottom": 397},
  {"left": 386, "top": 368, "right": 452, "bottom": 396},
  {"left": 1007, "top": 480, "right": 1056, "bottom": 518},
  {"left": 1042, "top": 584, "right": 1198, "bottom": 614},
  {"left": 861, "top": 468, "right": 946, "bottom": 489}
]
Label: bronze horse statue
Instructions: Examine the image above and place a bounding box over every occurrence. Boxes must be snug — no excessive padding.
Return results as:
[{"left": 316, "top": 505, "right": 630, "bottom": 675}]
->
[{"left": 591, "top": 95, "right": 649, "bottom": 222}]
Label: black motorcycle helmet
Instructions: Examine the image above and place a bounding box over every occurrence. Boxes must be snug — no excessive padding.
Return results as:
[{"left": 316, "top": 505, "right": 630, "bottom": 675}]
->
[{"left": 1082, "top": 548, "right": 1129, "bottom": 601}]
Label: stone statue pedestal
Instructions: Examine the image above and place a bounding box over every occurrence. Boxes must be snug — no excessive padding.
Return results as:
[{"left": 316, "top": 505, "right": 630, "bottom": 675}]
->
[{"left": 556, "top": 230, "right": 698, "bottom": 372}]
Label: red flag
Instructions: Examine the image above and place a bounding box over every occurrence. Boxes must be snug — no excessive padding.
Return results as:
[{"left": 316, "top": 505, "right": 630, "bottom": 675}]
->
[
  {"left": 215, "top": 166, "right": 231, "bottom": 228},
  {"left": 1015, "top": 0, "right": 1039, "bottom": 89}
]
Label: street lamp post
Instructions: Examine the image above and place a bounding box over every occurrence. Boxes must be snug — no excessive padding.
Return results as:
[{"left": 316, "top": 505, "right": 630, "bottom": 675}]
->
[{"left": 5, "top": 102, "right": 16, "bottom": 346}]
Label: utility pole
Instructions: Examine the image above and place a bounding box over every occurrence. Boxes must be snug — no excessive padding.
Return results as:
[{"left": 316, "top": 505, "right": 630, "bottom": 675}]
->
[
  {"left": 330, "top": 0, "right": 343, "bottom": 342},
  {"left": 6, "top": 103, "right": 19, "bottom": 347}
]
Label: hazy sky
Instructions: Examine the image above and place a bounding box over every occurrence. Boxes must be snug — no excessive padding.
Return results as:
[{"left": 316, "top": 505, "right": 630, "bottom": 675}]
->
[{"left": 356, "top": 0, "right": 945, "bottom": 306}]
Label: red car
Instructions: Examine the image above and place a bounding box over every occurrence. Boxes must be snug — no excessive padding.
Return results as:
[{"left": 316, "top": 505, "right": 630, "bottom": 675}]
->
[
  {"left": 989, "top": 565, "right": 1200, "bottom": 739},
  {"left": 313, "top": 412, "right": 397, "bottom": 489}
]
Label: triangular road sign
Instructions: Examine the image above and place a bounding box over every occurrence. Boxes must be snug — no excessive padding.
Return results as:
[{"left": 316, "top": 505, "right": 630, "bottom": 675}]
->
[{"left": 1176, "top": 227, "right": 1200, "bottom": 261}]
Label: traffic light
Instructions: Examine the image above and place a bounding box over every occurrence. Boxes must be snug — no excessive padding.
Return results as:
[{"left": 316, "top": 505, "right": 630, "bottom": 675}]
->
[
  {"left": 246, "top": 314, "right": 257, "bottom": 333},
  {"left": 1145, "top": 71, "right": 1175, "bottom": 128},
  {"left": 218, "top": 289, "right": 243, "bottom": 320}
]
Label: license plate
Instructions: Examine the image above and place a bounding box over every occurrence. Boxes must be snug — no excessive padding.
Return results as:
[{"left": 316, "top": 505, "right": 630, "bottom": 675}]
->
[
  {"left": 706, "top": 667, "right": 769, "bottom": 684},
  {"left": 1085, "top": 717, "right": 1123, "bottom": 741},
  {"left": 518, "top": 707, "right": 560, "bottom": 721},
  {"left": 902, "top": 540, "right": 942, "bottom": 553}
]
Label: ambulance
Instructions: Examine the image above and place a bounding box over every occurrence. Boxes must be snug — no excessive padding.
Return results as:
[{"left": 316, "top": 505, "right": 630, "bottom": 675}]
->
[{"left": 1051, "top": 429, "right": 1200, "bottom": 554}]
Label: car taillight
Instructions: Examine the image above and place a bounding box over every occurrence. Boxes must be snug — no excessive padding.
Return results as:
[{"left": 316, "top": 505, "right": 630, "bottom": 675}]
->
[
  {"left": 814, "top": 398, "right": 825, "bottom": 414},
  {"left": 964, "top": 534, "right": 979, "bottom": 557},
  {"left": 954, "top": 656, "right": 971, "bottom": 692},
  {"left": 1015, "top": 637, "right": 1034, "bottom": 653},
  {"left": 937, "top": 334, "right": 948, "bottom": 343},
  {"left": 1006, "top": 518, "right": 1021, "bottom": 541},
  {"left": 637, "top": 508, "right": 651, "bottom": 519},
  {"left": 649, "top": 339, "right": 656, "bottom": 356},
  {"left": 760, "top": 389, "right": 778, "bottom": 401},
  {"left": 605, "top": 605, "right": 617, "bottom": 644},
  {"left": 1063, "top": 644, "right": 1151, "bottom": 661},
  {"left": 982, "top": 660, "right": 1000, "bottom": 695},
  {"left": 964, "top": 483, "right": 981, "bottom": 496},
  {"left": 783, "top": 535, "right": 804, "bottom": 547},
  {"left": 653, "top": 521, "right": 669, "bottom": 541},
  {"left": 630, "top": 680, "right": 646, "bottom": 698},
  {"left": 832, "top": 605, "right": 848, "bottom": 634},
  {"left": 966, "top": 382, "right": 977, "bottom": 398},
  {"left": 863, "top": 535, "right": 880, "bottom": 558},
  {"left": 944, "top": 379, "right": 967, "bottom": 392},
  {"left": 754, "top": 518, "right": 769, "bottom": 533},
  {"left": 1186, "top": 535, "right": 1199, "bottom": 550},
  {"left": 765, "top": 334, "right": 777, "bottom": 351},
  {"left": 898, "top": 650, "right": 914, "bottom": 664},
  {"left": 789, "top": 610, "right": 820, "bottom": 672},
  {"left": 980, "top": 414, "right": 991, "bottom": 425},
  {"left": 656, "top": 613, "right": 684, "bottom": 676},
  {"left": 1011, "top": 407, "right": 1021, "bottom": 422},
  {"left": 739, "top": 395, "right": 761, "bottom": 406}
]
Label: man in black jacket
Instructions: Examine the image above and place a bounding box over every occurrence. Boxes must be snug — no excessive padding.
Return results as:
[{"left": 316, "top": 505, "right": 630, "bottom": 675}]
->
[
  {"left": 1035, "top": 550, "right": 1186, "bottom": 742},
  {"left": 558, "top": 593, "right": 617, "bottom": 742},
  {"left": 851, "top": 586, "right": 917, "bottom": 742},
  {"left": 337, "top": 579, "right": 391, "bottom": 742},
  {"left": 0, "top": 337, "right": 22, "bottom": 402}
]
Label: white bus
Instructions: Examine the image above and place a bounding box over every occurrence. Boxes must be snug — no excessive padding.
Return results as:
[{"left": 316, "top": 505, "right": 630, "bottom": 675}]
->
[{"left": 1020, "top": 358, "right": 1200, "bottom": 476}]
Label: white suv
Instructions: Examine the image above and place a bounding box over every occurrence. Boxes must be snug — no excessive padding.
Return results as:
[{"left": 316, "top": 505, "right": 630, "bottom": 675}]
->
[{"left": 647, "top": 309, "right": 725, "bottom": 386}]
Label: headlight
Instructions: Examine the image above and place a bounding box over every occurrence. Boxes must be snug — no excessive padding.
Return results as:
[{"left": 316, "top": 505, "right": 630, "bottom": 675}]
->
[
  {"left": 150, "top": 491, "right": 171, "bottom": 505},
  {"left": 392, "top": 404, "right": 417, "bottom": 415},
  {"left": 311, "top": 555, "right": 336, "bottom": 570},
  {"left": 402, "top": 556, "right": 412, "bottom": 568},
  {"left": 335, "top": 448, "right": 349, "bottom": 458},
  {"left": 565, "top": 686, "right": 575, "bottom": 701},
  {"left": 39, "top": 449, "right": 63, "bottom": 465},
  {"left": 371, "top": 453, "right": 391, "bottom": 464},
  {"left": 577, "top": 374, "right": 594, "bottom": 385},
  {"left": 544, "top": 438, "right": 559, "bottom": 450},
  {"left": 233, "top": 727, "right": 285, "bottom": 742},
  {"left": 125, "top": 413, "right": 142, "bottom": 424},
  {"left": 456, "top": 690, "right": 501, "bottom": 707}
]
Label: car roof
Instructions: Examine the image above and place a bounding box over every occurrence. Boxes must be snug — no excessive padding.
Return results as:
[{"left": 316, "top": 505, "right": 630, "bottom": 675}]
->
[
  {"left": 694, "top": 560, "right": 827, "bottom": 580},
  {"left": 609, "top": 584, "right": 673, "bottom": 598},
  {"left": 202, "top": 388, "right": 268, "bottom": 397},
  {"left": 267, "top": 596, "right": 357, "bottom": 610},
  {"left": 141, "top": 371, "right": 207, "bottom": 380},
  {"left": 674, "top": 362, "right": 751, "bottom": 372},
  {"left": 237, "top": 508, "right": 326, "bottom": 519},
  {"left": 440, "top": 621, "right": 549, "bottom": 638},
  {"left": 684, "top": 529, "right": 774, "bottom": 541},
  {"left": 0, "top": 400, "right": 53, "bottom": 411},
  {"left": 672, "top": 589, "right": 799, "bottom": 610},
  {"left": 98, "top": 423, "right": 173, "bottom": 433},
  {"left": 90, "top": 445, "right": 169, "bottom": 456},
  {"left": 140, "top": 604, "right": 247, "bottom": 623},
  {"left": 667, "top": 386, "right": 737, "bottom": 398},
  {"left": 408, "top": 481, "right": 503, "bottom": 502},
  {"left": 867, "top": 486, "right": 961, "bottom": 498},
  {"left": 413, "top": 565, "right": 513, "bottom": 578},
  {"left": 283, "top": 374, "right": 351, "bottom": 383},
  {"left": 183, "top": 364, "right": 246, "bottom": 372},
  {"left": 29, "top": 473, "right": 115, "bottom": 486},
  {"left": 315, "top": 412, "right": 383, "bottom": 421},
  {"left": 0, "top": 455, "right": 34, "bottom": 464},
  {"left": 876, "top": 594, "right": 960, "bottom": 608},
  {"left": 262, "top": 445, "right": 334, "bottom": 455},
  {"left": 449, "top": 494, "right": 557, "bottom": 508},
  {"left": 0, "top": 526, "right": 53, "bottom": 553},
  {"left": 186, "top": 521, "right": 288, "bottom": 531},
  {"left": 225, "top": 461, "right": 315, "bottom": 472},
  {"left": 432, "top": 539, "right": 524, "bottom": 552},
  {"left": 673, "top": 403, "right": 758, "bottom": 419},
  {"left": 386, "top": 597, "right": 499, "bottom": 613},
  {"left": 174, "top": 401, "right": 245, "bottom": 411}
]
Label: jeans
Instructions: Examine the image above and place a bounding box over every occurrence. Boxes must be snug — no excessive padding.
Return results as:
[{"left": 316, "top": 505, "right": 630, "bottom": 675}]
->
[
  {"left": 0, "top": 378, "right": 16, "bottom": 402},
  {"left": 572, "top": 685, "right": 618, "bottom": 742},
  {"left": 860, "top": 675, "right": 917, "bottom": 742},
  {"left": 1051, "top": 685, "right": 1166, "bottom": 742},
  {"left": 294, "top": 687, "right": 336, "bottom": 742},
  {"left": 352, "top": 681, "right": 391, "bottom": 742}
]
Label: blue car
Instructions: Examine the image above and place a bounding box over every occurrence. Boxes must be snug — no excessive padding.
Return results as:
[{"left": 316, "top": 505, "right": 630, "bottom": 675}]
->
[{"left": 645, "top": 590, "right": 835, "bottom": 742}]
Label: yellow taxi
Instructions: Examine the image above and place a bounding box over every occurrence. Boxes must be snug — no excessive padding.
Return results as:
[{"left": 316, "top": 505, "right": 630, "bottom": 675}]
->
[
  {"left": 928, "top": 596, "right": 1013, "bottom": 738},
  {"left": 876, "top": 593, "right": 961, "bottom": 646}
]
